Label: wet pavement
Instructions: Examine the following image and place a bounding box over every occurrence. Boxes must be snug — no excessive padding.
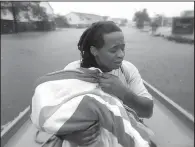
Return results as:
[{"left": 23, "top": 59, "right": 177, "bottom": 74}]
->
[{"left": 1, "top": 27, "right": 194, "bottom": 127}]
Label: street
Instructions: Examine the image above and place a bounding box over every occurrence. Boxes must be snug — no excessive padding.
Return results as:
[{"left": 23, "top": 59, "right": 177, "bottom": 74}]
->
[{"left": 1, "top": 27, "right": 194, "bottom": 127}]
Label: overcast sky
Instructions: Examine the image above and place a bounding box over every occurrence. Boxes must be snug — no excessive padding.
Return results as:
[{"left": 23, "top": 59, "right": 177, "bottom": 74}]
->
[{"left": 49, "top": 2, "right": 194, "bottom": 20}]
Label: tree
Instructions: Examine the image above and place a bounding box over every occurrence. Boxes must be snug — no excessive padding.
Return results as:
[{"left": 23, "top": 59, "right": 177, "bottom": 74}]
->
[
  {"left": 54, "top": 15, "right": 69, "bottom": 28},
  {"left": 102, "top": 16, "right": 109, "bottom": 21},
  {"left": 142, "top": 9, "right": 150, "bottom": 22},
  {"left": 120, "top": 19, "right": 128, "bottom": 26},
  {"left": 153, "top": 14, "right": 164, "bottom": 26},
  {"left": 1, "top": 2, "right": 50, "bottom": 32},
  {"left": 29, "top": 2, "right": 49, "bottom": 21},
  {"left": 133, "top": 8, "right": 150, "bottom": 29}
]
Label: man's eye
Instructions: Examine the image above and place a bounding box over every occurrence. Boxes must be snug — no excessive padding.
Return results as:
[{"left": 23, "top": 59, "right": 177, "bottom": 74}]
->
[
  {"left": 121, "top": 44, "right": 125, "bottom": 50},
  {"left": 110, "top": 49, "right": 117, "bottom": 53},
  {"left": 109, "top": 44, "right": 125, "bottom": 53}
]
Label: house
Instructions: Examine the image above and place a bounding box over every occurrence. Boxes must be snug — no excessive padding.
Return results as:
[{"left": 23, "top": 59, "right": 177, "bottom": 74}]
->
[
  {"left": 65, "top": 12, "right": 103, "bottom": 27},
  {"left": 1, "top": 1, "right": 55, "bottom": 34},
  {"left": 159, "top": 17, "right": 173, "bottom": 27},
  {"left": 1, "top": 2, "right": 15, "bottom": 33},
  {"left": 110, "top": 18, "right": 128, "bottom": 26},
  {"left": 111, "top": 18, "right": 122, "bottom": 25},
  {"left": 102, "top": 16, "right": 112, "bottom": 21},
  {"left": 151, "top": 15, "right": 173, "bottom": 27},
  {"left": 180, "top": 10, "right": 194, "bottom": 17},
  {"left": 171, "top": 10, "right": 194, "bottom": 35},
  {"left": 39, "top": 2, "right": 55, "bottom": 22}
]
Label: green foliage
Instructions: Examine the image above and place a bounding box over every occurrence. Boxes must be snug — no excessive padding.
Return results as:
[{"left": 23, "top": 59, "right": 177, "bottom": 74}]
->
[
  {"left": 133, "top": 9, "right": 150, "bottom": 29},
  {"left": 1, "top": 2, "right": 13, "bottom": 13},
  {"left": 120, "top": 19, "right": 128, "bottom": 26},
  {"left": 152, "top": 14, "right": 163, "bottom": 26},
  {"left": 102, "top": 16, "right": 109, "bottom": 21},
  {"left": 54, "top": 15, "right": 69, "bottom": 28},
  {"left": 1, "top": 2, "right": 49, "bottom": 21}
]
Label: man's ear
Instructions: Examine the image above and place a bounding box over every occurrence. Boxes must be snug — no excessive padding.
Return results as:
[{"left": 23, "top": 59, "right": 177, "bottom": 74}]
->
[{"left": 90, "top": 46, "right": 98, "bottom": 56}]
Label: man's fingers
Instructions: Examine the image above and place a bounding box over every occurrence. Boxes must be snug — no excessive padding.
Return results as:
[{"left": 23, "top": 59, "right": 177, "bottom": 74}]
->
[
  {"left": 81, "top": 130, "right": 100, "bottom": 145},
  {"left": 98, "top": 73, "right": 112, "bottom": 79},
  {"left": 99, "top": 82, "right": 110, "bottom": 88},
  {"left": 81, "top": 122, "right": 100, "bottom": 137},
  {"left": 75, "top": 124, "right": 100, "bottom": 146},
  {"left": 62, "top": 126, "right": 100, "bottom": 146},
  {"left": 86, "top": 121, "right": 99, "bottom": 131},
  {"left": 99, "top": 73, "right": 118, "bottom": 79},
  {"left": 88, "top": 124, "right": 100, "bottom": 136},
  {"left": 71, "top": 122, "right": 99, "bottom": 138},
  {"left": 98, "top": 78, "right": 110, "bottom": 84},
  {"left": 78, "top": 77, "right": 99, "bottom": 83},
  {"left": 80, "top": 68, "right": 99, "bottom": 74},
  {"left": 82, "top": 138, "right": 98, "bottom": 146},
  {"left": 83, "top": 129, "right": 100, "bottom": 142},
  {"left": 82, "top": 137, "right": 99, "bottom": 146}
]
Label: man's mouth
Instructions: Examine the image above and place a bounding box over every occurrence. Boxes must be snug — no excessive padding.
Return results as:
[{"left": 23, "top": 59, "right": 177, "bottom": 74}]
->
[
  {"left": 114, "top": 61, "right": 122, "bottom": 66},
  {"left": 114, "top": 60, "right": 123, "bottom": 64}
]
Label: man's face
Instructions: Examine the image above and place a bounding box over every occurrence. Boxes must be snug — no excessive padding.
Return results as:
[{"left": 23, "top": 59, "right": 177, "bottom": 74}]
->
[{"left": 94, "top": 31, "right": 125, "bottom": 72}]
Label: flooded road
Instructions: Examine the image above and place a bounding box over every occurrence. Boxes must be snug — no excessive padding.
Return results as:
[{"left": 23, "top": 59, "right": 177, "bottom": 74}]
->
[{"left": 1, "top": 27, "right": 194, "bottom": 127}]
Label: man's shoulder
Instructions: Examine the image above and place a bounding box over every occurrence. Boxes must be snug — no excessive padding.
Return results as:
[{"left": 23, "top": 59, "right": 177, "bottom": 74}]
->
[
  {"left": 64, "top": 60, "right": 81, "bottom": 70},
  {"left": 122, "top": 60, "right": 138, "bottom": 73}
]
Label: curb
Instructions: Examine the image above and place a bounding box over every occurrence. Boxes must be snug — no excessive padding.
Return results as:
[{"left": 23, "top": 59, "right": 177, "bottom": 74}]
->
[
  {"left": 1, "top": 106, "right": 31, "bottom": 147},
  {"left": 141, "top": 26, "right": 194, "bottom": 45},
  {"left": 166, "top": 35, "right": 194, "bottom": 44},
  {"left": 152, "top": 32, "right": 194, "bottom": 44},
  {"left": 143, "top": 80, "right": 194, "bottom": 124}
]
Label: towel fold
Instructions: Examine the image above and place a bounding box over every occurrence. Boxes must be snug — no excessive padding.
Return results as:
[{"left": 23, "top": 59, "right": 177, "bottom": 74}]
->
[{"left": 31, "top": 67, "right": 153, "bottom": 147}]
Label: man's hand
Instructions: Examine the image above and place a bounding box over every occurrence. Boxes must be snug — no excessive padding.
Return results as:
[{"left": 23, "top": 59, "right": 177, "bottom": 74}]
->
[
  {"left": 59, "top": 122, "right": 100, "bottom": 146},
  {"left": 98, "top": 73, "right": 128, "bottom": 100}
]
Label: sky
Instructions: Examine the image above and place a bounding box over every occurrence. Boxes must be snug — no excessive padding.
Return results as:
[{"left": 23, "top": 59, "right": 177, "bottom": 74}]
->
[{"left": 49, "top": 2, "right": 194, "bottom": 20}]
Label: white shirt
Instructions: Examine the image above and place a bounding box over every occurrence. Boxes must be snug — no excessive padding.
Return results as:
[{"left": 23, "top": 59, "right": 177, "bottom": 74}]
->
[{"left": 64, "top": 60, "right": 152, "bottom": 100}]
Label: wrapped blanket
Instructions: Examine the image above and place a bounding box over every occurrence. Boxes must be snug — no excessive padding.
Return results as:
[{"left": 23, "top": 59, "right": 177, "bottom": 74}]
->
[{"left": 31, "top": 67, "right": 153, "bottom": 147}]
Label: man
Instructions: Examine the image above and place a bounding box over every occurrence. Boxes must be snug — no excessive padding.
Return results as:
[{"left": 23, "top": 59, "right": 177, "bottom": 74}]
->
[{"left": 62, "top": 21, "right": 154, "bottom": 146}]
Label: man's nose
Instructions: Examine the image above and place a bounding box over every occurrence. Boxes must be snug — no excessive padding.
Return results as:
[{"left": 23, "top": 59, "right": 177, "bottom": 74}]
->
[{"left": 117, "top": 49, "right": 125, "bottom": 58}]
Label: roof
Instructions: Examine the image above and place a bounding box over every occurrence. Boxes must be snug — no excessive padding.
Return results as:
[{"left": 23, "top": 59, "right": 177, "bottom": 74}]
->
[
  {"left": 67, "top": 12, "right": 103, "bottom": 21},
  {"left": 111, "top": 18, "right": 127, "bottom": 21},
  {"left": 48, "top": 2, "right": 54, "bottom": 12}
]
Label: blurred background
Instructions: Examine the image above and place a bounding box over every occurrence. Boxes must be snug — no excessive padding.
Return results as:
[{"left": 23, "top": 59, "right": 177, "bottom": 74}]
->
[{"left": 1, "top": 2, "right": 194, "bottom": 132}]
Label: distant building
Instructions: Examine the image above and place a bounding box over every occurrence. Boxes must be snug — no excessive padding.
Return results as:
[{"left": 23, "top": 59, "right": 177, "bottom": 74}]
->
[
  {"left": 162, "top": 17, "right": 173, "bottom": 27},
  {"left": 171, "top": 10, "right": 194, "bottom": 35},
  {"left": 65, "top": 12, "right": 103, "bottom": 27},
  {"left": 1, "top": 1, "right": 55, "bottom": 34},
  {"left": 180, "top": 10, "right": 194, "bottom": 17},
  {"left": 39, "top": 2, "right": 55, "bottom": 22},
  {"left": 111, "top": 18, "right": 127, "bottom": 26},
  {"left": 151, "top": 15, "right": 173, "bottom": 27},
  {"left": 102, "top": 16, "right": 112, "bottom": 21}
]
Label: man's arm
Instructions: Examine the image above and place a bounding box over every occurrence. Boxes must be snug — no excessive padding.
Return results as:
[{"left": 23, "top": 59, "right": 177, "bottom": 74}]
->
[
  {"left": 119, "top": 87, "right": 154, "bottom": 118},
  {"left": 64, "top": 60, "right": 81, "bottom": 70},
  {"left": 98, "top": 71, "right": 154, "bottom": 118},
  {"left": 121, "top": 63, "right": 154, "bottom": 118}
]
